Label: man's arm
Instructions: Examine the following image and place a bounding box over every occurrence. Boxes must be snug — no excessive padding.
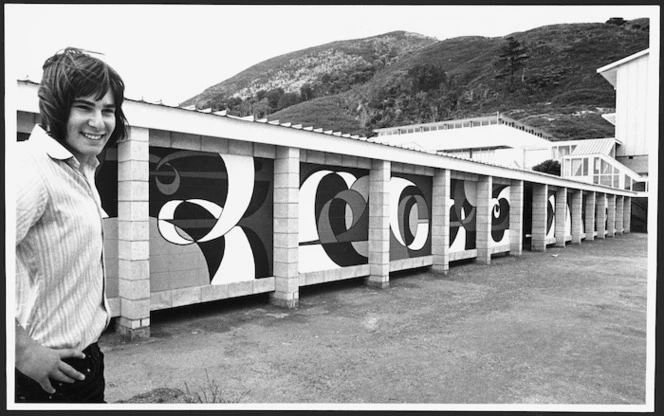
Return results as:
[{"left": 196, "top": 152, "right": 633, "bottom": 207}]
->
[{"left": 15, "top": 320, "right": 87, "bottom": 394}]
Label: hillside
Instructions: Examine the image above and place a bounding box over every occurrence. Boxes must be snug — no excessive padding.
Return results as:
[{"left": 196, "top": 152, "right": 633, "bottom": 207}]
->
[{"left": 183, "top": 18, "right": 649, "bottom": 140}]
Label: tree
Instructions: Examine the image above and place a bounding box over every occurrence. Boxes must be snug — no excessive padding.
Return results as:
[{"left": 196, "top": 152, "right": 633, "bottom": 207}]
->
[
  {"left": 407, "top": 63, "right": 447, "bottom": 93},
  {"left": 532, "top": 159, "right": 561, "bottom": 176},
  {"left": 494, "top": 36, "right": 530, "bottom": 92},
  {"left": 265, "top": 88, "right": 285, "bottom": 110},
  {"left": 300, "top": 83, "right": 314, "bottom": 101},
  {"left": 277, "top": 92, "right": 300, "bottom": 110}
]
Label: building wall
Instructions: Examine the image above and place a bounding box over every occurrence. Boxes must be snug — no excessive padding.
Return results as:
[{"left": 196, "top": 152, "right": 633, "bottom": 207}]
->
[
  {"left": 299, "top": 162, "right": 370, "bottom": 273},
  {"left": 14, "top": 104, "right": 635, "bottom": 334},
  {"left": 615, "top": 53, "right": 649, "bottom": 158},
  {"left": 616, "top": 155, "right": 649, "bottom": 176}
]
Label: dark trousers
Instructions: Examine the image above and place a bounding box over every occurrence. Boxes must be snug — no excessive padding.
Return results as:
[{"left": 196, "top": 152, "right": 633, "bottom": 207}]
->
[{"left": 15, "top": 342, "right": 106, "bottom": 403}]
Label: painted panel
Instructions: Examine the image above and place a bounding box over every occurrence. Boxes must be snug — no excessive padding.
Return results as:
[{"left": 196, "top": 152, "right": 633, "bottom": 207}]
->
[
  {"left": 491, "top": 184, "right": 510, "bottom": 248},
  {"left": 565, "top": 199, "right": 572, "bottom": 239},
  {"left": 97, "top": 148, "right": 119, "bottom": 299},
  {"left": 148, "top": 147, "right": 273, "bottom": 289},
  {"left": 581, "top": 194, "right": 587, "bottom": 235},
  {"left": 449, "top": 179, "right": 477, "bottom": 253},
  {"left": 299, "top": 163, "right": 369, "bottom": 273},
  {"left": 389, "top": 173, "right": 432, "bottom": 261},
  {"left": 547, "top": 191, "right": 556, "bottom": 240}
]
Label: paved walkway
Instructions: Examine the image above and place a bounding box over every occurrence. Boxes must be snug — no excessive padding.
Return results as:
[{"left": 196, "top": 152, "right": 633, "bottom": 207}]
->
[{"left": 101, "top": 233, "right": 650, "bottom": 408}]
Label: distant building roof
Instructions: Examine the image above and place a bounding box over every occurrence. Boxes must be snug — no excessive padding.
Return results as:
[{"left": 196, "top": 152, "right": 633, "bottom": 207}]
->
[
  {"left": 601, "top": 113, "right": 616, "bottom": 126},
  {"left": 570, "top": 138, "right": 616, "bottom": 156}
]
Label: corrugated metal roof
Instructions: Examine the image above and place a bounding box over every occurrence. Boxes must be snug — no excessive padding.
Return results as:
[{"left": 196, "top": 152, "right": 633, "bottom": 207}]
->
[
  {"left": 571, "top": 138, "right": 615, "bottom": 156},
  {"left": 601, "top": 113, "right": 616, "bottom": 126}
]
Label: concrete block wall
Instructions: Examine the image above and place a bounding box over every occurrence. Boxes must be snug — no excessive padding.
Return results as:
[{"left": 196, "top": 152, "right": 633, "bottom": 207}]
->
[
  {"left": 14, "top": 111, "right": 637, "bottom": 341},
  {"left": 101, "top": 129, "right": 641, "bottom": 339}
]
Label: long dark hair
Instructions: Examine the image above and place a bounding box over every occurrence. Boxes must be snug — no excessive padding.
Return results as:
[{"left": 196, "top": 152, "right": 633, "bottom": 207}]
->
[{"left": 38, "top": 47, "right": 129, "bottom": 147}]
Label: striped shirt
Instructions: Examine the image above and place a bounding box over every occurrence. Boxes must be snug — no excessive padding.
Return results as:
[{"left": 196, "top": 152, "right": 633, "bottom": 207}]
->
[{"left": 15, "top": 125, "right": 110, "bottom": 352}]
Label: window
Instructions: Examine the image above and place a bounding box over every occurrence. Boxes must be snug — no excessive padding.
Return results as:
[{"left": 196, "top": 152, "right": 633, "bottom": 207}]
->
[
  {"left": 572, "top": 158, "right": 583, "bottom": 176},
  {"left": 583, "top": 158, "right": 589, "bottom": 176}
]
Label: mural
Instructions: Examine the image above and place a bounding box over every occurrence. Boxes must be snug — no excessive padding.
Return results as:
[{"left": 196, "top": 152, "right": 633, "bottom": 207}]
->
[
  {"left": 299, "top": 163, "right": 369, "bottom": 273},
  {"left": 389, "top": 173, "right": 432, "bottom": 260},
  {"left": 149, "top": 148, "right": 273, "bottom": 287},
  {"left": 565, "top": 199, "right": 572, "bottom": 238},
  {"left": 449, "top": 179, "right": 477, "bottom": 252},
  {"left": 581, "top": 194, "right": 587, "bottom": 235},
  {"left": 546, "top": 192, "right": 573, "bottom": 240},
  {"left": 97, "top": 148, "right": 119, "bottom": 298},
  {"left": 547, "top": 192, "right": 556, "bottom": 239},
  {"left": 491, "top": 184, "right": 511, "bottom": 247}
]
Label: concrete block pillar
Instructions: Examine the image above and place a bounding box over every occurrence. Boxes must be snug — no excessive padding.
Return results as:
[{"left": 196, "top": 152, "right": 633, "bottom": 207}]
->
[
  {"left": 430, "top": 169, "right": 451, "bottom": 274},
  {"left": 607, "top": 194, "right": 616, "bottom": 237},
  {"left": 476, "top": 175, "right": 492, "bottom": 265},
  {"left": 116, "top": 126, "right": 151, "bottom": 340},
  {"left": 531, "top": 183, "right": 548, "bottom": 252},
  {"left": 584, "top": 191, "right": 596, "bottom": 241},
  {"left": 571, "top": 190, "right": 583, "bottom": 244},
  {"left": 509, "top": 180, "right": 524, "bottom": 256},
  {"left": 366, "top": 159, "right": 390, "bottom": 289},
  {"left": 596, "top": 193, "right": 607, "bottom": 239},
  {"left": 615, "top": 196, "right": 624, "bottom": 235},
  {"left": 270, "top": 147, "right": 300, "bottom": 308},
  {"left": 623, "top": 196, "right": 632, "bottom": 233},
  {"left": 554, "top": 187, "right": 567, "bottom": 247}
]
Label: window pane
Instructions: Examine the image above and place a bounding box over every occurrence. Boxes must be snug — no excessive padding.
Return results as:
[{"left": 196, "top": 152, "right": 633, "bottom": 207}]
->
[
  {"left": 583, "top": 158, "right": 589, "bottom": 176},
  {"left": 572, "top": 159, "right": 582, "bottom": 176},
  {"left": 602, "top": 160, "right": 612, "bottom": 174}
]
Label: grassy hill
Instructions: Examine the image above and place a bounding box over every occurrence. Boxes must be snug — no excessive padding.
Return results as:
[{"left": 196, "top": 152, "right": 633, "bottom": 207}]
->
[{"left": 183, "top": 18, "right": 649, "bottom": 140}]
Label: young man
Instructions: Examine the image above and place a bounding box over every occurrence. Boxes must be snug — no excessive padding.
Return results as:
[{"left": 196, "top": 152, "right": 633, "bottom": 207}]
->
[{"left": 15, "top": 47, "right": 129, "bottom": 403}]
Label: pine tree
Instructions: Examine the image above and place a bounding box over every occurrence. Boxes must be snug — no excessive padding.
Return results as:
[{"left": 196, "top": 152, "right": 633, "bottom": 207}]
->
[{"left": 494, "top": 36, "right": 530, "bottom": 92}]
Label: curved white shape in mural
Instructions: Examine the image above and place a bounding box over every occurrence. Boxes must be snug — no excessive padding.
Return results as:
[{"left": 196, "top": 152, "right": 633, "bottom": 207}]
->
[
  {"left": 389, "top": 177, "right": 429, "bottom": 251},
  {"left": 299, "top": 244, "right": 344, "bottom": 273},
  {"left": 157, "top": 200, "right": 195, "bottom": 245},
  {"left": 565, "top": 204, "right": 572, "bottom": 238},
  {"left": 299, "top": 170, "right": 333, "bottom": 243},
  {"left": 449, "top": 206, "right": 467, "bottom": 253},
  {"left": 389, "top": 177, "right": 412, "bottom": 247},
  {"left": 210, "top": 226, "right": 255, "bottom": 284},
  {"left": 198, "top": 154, "right": 255, "bottom": 243}
]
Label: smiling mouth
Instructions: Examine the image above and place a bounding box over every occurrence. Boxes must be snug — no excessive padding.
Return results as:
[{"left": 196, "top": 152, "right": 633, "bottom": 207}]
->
[{"left": 82, "top": 132, "right": 105, "bottom": 141}]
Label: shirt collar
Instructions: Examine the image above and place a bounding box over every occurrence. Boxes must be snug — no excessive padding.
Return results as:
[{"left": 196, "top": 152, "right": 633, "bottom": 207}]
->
[{"left": 30, "top": 125, "right": 100, "bottom": 169}]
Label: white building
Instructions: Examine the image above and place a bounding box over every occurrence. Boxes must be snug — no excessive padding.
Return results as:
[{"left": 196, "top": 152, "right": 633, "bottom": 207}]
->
[{"left": 596, "top": 49, "right": 650, "bottom": 176}]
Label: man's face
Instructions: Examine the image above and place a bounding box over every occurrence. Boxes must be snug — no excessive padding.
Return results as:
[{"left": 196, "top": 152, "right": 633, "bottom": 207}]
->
[{"left": 65, "top": 89, "right": 116, "bottom": 164}]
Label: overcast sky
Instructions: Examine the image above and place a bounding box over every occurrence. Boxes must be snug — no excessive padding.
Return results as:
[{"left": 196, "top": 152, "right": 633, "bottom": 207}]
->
[{"left": 5, "top": 4, "right": 658, "bottom": 105}]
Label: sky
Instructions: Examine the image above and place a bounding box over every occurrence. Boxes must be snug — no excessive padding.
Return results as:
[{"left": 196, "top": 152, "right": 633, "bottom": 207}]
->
[{"left": 5, "top": 4, "right": 658, "bottom": 105}]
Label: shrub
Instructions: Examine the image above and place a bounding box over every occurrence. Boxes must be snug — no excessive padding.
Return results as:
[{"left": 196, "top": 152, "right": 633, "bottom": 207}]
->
[{"left": 532, "top": 159, "right": 561, "bottom": 176}]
